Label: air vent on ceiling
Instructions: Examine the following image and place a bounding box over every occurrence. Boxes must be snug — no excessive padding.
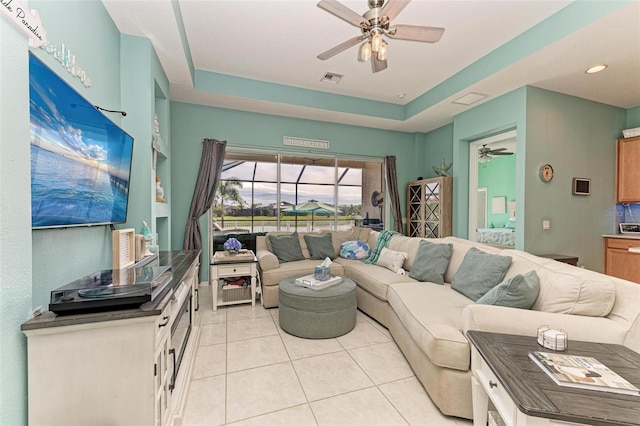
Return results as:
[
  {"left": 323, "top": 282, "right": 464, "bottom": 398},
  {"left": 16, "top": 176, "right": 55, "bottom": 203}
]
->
[{"left": 321, "top": 72, "right": 343, "bottom": 84}]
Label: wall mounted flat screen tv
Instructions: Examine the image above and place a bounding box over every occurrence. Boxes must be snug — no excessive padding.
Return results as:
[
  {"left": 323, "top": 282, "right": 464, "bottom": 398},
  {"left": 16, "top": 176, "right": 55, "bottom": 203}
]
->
[{"left": 29, "top": 53, "right": 134, "bottom": 229}]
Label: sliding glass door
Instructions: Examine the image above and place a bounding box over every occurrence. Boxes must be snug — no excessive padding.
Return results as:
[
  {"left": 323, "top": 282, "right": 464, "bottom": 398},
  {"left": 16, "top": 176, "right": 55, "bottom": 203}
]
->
[{"left": 212, "top": 150, "right": 382, "bottom": 233}]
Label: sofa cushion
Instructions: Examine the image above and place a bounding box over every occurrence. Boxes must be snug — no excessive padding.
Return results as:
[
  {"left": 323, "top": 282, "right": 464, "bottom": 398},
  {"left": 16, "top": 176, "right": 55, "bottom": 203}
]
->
[
  {"left": 387, "top": 235, "right": 432, "bottom": 270},
  {"left": 267, "top": 231, "right": 311, "bottom": 259},
  {"left": 476, "top": 270, "right": 540, "bottom": 309},
  {"left": 268, "top": 233, "right": 305, "bottom": 263},
  {"left": 324, "top": 229, "right": 354, "bottom": 256},
  {"left": 452, "top": 248, "right": 512, "bottom": 301},
  {"left": 351, "top": 226, "right": 372, "bottom": 242},
  {"left": 339, "top": 240, "right": 370, "bottom": 260},
  {"left": 532, "top": 265, "right": 616, "bottom": 317},
  {"left": 499, "top": 249, "right": 616, "bottom": 317},
  {"left": 304, "top": 233, "right": 336, "bottom": 260},
  {"left": 408, "top": 240, "right": 452, "bottom": 284},
  {"left": 338, "top": 259, "right": 416, "bottom": 301},
  {"left": 442, "top": 237, "right": 502, "bottom": 283},
  {"left": 376, "top": 247, "right": 407, "bottom": 273},
  {"left": 388, "top": 282, "right": 472, "bottom": 371}
]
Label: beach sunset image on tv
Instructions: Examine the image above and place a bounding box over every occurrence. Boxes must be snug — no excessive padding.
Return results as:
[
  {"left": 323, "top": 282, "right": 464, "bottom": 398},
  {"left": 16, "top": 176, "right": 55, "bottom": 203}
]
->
[{"left": 29, "top": 53, "right": 134, "bottom": 229}]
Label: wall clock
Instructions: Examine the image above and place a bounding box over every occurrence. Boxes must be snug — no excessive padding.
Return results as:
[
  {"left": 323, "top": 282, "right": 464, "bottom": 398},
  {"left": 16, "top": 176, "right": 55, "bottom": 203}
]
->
[{"left": 539, "top": 164, "right": 554, "bottom": 182}]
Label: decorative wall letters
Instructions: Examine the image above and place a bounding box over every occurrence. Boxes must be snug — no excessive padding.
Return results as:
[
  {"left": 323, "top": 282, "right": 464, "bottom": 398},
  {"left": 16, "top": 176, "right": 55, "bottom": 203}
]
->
[{"left": 1, "top": 0, "right": 48, "bottom": 47}]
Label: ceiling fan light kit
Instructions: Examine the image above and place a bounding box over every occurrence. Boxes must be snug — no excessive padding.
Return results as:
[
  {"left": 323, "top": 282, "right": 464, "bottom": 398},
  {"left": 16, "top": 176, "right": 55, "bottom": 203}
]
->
[{"left": 317, "top": 0, "right": 444, "bottom": 73}]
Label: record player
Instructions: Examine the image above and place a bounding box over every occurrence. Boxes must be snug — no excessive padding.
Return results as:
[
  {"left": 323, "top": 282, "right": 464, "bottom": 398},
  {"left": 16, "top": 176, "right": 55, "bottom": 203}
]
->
[{"left": 49, "top": 265, "right": 172, "bottom": 315}]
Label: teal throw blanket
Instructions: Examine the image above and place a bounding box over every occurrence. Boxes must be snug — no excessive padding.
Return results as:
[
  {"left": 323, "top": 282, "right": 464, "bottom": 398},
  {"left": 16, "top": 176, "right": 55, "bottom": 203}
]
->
[{"left": 362, "top": 230, "right": 399, "bottom": 264}]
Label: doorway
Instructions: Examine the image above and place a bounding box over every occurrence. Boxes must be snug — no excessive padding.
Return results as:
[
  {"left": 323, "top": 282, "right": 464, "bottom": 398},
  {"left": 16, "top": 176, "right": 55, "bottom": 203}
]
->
[{"left": 468, "top": 130, "right": 517, "bottom": 245}]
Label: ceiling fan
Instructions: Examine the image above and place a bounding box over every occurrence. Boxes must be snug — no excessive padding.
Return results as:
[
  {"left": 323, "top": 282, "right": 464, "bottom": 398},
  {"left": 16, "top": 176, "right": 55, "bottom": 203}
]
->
[
  {"left": 316, "top": 0, "right": 445, "bottom": 73},
  {"left": 478, "top": 144, "right": 514, "bottom": 162}
]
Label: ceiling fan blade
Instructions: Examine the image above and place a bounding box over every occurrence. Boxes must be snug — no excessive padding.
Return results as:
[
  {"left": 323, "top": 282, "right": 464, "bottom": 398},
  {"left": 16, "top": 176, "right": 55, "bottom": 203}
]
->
[
  {"left": 489, "top": 147, "right": 507, "bottom": 153},
  {"left": 380, "top": 0, "right": 411, "bottom": 22},
  {"left": 317, "top": 0, "right": 366, "bottom": 28},
  {"left": 388, "top": 24, "right": 445, "bottom": 43},
  {"left": 372, "top": 55, "right": 388, "bottom": 73},
  {"left": 492, "top": 152, "right": 514, "bottom": 156},
  {"left": 318, "top": 35, "right": 366, "bottom": 60}
]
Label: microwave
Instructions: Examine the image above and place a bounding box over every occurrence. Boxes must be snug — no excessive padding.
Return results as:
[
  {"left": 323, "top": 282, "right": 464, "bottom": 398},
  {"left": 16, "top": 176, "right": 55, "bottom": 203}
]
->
[{"left": 620, "top": 223, "right": 640, "bottom": 234}]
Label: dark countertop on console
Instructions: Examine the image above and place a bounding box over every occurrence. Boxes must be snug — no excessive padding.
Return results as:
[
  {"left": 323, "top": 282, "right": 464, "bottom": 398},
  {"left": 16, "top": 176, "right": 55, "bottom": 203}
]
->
[{"left": 21, "top": 250, "right": 200, "bottom": 331}]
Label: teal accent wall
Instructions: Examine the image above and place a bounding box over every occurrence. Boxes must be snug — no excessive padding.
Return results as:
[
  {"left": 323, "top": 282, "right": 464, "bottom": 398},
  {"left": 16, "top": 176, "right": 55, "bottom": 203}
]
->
[
  {"left": 29, "top": 0, "right": 123, "bottom": 310},
  {"left": 169, "top": 102, "right": 416, "bottom": 277},
  {"left": 524, "top": 87, "right": 626, "bottom": 271},
  {"left": 120, "top": 34, "right": 171, "bottom": 248},
  {"left": 422, "top": 123, "right": 454, "bottom": 179},
  {"left": 451, "top": 87, "right": 526, "bottom": 247},
  {"left": 478, "top": 155, "right": 516, "bottom": 227},
  {"left": 0, "top": 22, "right": 32, "bottom": 426},
  {"left": 195, "top": 71, "right": 405, "bottom": 120},
  {"left": 627, "top": 106, "right": 640, "bottom": 128},
  {"left": 435, "top": 86, "right": 627, "bottom": 269},
  {"left": 0, "top": 3, "right": 166, "bottom": 423}
]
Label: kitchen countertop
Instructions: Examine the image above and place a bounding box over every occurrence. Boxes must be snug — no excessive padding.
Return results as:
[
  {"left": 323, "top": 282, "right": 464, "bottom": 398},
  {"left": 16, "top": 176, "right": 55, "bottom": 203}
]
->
[
  {"left": 21, "top": 250, "right": 200, "bottom": 331},
  {"left": 603, "top": 234, "right": 640, "bottom": 240}
]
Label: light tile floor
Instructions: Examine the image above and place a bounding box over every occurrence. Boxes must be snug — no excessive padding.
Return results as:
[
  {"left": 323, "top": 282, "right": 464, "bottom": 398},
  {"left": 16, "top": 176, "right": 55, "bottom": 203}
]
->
[{"left": 181, "top": 286, "right": 472, "bottom": 426}]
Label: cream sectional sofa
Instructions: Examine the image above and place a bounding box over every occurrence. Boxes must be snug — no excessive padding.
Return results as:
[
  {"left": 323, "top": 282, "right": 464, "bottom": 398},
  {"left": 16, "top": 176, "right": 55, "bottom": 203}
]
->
[{"left": 256, "top": 229, "right": 640, "bottom": 420}]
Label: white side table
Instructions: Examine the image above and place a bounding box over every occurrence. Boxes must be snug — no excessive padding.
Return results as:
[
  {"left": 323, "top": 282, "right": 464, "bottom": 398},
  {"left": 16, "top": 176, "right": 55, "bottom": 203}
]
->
[{"left": 209, "top": 250, "right": 257, "bottom": 311}]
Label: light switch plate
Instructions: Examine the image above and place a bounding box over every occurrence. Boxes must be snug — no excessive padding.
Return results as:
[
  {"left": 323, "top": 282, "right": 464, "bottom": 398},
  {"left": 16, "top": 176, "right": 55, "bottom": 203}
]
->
[{"left": 542, "top": 220, "right": 550, "bottom": 230}]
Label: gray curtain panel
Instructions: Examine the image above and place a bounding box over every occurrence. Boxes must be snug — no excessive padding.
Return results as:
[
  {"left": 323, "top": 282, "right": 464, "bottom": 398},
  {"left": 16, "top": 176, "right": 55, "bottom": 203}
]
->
[
  {"left": 183, "top": 138, "right": 227, "bottom": 250},
  {"left": 385, "top": 155, "right": 404, "bottom": 234}
]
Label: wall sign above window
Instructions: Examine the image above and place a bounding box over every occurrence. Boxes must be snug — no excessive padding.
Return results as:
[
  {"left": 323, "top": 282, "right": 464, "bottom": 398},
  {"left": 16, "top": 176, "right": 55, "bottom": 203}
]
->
[
  {"left": 1, "top": 0, "right": 48, "bottom": 47},
  {"left": 283, "top": 136, "right": 330, "bottom": 150}
]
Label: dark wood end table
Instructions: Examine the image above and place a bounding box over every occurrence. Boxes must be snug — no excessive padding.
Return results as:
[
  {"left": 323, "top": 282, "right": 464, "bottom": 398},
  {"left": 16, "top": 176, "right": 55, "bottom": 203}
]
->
[{"left": 467, "top": 330, "right": 640, "bottom": 426}]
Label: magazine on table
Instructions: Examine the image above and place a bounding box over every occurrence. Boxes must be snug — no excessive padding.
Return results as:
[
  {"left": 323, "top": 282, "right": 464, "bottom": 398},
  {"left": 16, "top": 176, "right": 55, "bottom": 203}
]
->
[{"left": 529, "top": 351, "right": 640, "bottom": 396}]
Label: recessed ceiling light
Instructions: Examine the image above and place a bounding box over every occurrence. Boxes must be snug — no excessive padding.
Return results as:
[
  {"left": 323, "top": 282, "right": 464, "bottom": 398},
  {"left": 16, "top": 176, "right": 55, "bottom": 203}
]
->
[
  {"left": 452, "top": 92, "right": 488, "bottom": 106},
  {"left": 585, "top": 65, "right": 607, "bottom": 74},
  {"left": 397, "top": 93, "right": 406, "bottom": 99}
]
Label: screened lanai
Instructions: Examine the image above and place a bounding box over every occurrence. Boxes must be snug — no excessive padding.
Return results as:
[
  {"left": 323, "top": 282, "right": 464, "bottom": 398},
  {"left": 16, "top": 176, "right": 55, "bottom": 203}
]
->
[{"left": 212, "top": 151, "right": 384, "bottom": 233}]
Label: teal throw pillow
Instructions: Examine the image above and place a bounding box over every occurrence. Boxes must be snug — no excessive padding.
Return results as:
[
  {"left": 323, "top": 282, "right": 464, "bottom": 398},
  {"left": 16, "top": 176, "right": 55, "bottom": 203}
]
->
[
  {"left": 476, "top": 270, "right": 540, "bottom": 309},
  {"left": 268, "top": 233, "right": 305, "bottom": 263},
  {"left": 304, "top": 233, "right": 337, "bottom": 260},
  {"left": 451, "top": 247, "right": 512, "bottom": 301},
  {"left": 408, "top": 240, "right": 453, "bottom": 284}
]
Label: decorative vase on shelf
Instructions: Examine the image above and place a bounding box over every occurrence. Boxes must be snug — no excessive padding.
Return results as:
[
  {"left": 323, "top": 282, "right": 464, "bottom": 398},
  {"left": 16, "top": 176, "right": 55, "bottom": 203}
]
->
[{"left": 156, "top": 176, "right": 165, "bottom": 203}]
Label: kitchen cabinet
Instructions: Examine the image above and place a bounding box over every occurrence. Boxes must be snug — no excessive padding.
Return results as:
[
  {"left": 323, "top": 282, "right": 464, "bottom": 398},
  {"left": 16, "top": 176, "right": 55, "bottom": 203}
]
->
[
  {"left": 603, "top": 237, "right": 640, "bottom": 283},
  {"left": 616, "top": 136, "right": 640, "bottom": 203}
]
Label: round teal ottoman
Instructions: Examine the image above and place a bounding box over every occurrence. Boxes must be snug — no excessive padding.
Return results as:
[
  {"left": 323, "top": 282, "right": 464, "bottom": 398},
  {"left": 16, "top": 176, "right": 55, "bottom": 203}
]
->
[{"left": 279, "top": 275, "right": 357, "bottom": 339}]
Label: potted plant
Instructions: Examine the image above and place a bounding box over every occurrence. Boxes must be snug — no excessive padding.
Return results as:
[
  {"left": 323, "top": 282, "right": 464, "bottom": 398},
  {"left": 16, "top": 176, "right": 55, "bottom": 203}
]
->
[{"left": 223, "top": 237, "right": 242, "bottom": 255}]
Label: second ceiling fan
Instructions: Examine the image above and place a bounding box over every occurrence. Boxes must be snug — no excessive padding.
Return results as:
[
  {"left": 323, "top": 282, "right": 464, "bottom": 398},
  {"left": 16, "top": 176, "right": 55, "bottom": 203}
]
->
[
  {"left": 478, "top": 144, "right": 514, "bottom": 162},
  {"left": 317, "top": 0, "right": 445, "bottom": 73}
]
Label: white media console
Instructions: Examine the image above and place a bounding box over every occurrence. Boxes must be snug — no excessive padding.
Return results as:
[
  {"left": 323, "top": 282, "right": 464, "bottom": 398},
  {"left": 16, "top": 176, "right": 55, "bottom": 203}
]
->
[{"left": 21, "top": 250, "right": 200, "bottom": 426}]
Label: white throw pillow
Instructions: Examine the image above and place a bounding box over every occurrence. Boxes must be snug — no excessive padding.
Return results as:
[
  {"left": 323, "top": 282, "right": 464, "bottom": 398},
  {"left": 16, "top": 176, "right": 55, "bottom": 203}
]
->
[{"left": 376, "top": 247, "right": 407, "bottom": 273}]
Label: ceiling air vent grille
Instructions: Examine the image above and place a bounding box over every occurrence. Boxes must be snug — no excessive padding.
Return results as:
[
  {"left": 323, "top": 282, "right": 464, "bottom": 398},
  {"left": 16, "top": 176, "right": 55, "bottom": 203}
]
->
[{"left": 321, "top": 72, "right": 343, "bottom": 84}]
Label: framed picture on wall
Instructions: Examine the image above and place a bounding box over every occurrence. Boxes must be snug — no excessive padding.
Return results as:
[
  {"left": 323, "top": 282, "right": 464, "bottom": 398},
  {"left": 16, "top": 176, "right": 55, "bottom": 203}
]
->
[
  {"left": 573, "top": 178, "right": 591, "bottom": 196},
  {"left": 491, "top": 196, "right": 507, "bottom": 214}
]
